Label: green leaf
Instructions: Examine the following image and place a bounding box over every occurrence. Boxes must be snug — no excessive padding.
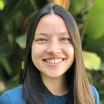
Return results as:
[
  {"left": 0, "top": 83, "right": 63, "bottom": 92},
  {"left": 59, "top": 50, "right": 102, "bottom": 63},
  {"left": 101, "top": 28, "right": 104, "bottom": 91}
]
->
[
  {"left": 0, "top": 57, "right": 12, "bottom": 76},
  {"left": 29, "top": 0, "right": 37, "bottom": 11},
  {"left": 69, "top": 0, "right": 86, "bottom": 15},
  {"left": 86, "top": 34, "right": 104, "bottom": 51},
  {"left": 20, "top": 0, "right": 35, "bottom": 17},
  {"left": 83, "top": 0, "right": 104, "bottom": 39},
  {"left": 16, "top": 33, "right": 27, "bottom": 49},
  {"left": 85, "top": 34, "right": 104, "bottom": 65},
  {"left": 100, "top": 62, "right": 104, "bottom": 70},
  {"left": 0, "top": 0, "right": 5, "bottom": 10},
  {"left": 83, "top": 51, "right": 101, "bottom": 70},
  {"left": 0, "top": 33, "right": 12, "bottom": 57}
]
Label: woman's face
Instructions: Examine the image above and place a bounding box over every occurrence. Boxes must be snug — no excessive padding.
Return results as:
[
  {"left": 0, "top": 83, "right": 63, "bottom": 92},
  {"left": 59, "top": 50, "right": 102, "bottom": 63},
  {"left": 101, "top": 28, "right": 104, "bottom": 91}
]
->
[{"left": 31, "top": 14, "right": 74, "bottom": 79}]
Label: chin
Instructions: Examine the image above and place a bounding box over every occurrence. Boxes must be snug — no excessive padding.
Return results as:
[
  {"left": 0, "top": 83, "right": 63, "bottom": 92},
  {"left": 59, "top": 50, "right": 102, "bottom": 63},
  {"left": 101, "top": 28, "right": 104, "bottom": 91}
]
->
[{"left": 46, "top": 73, "right": 65, "bottom": 78}]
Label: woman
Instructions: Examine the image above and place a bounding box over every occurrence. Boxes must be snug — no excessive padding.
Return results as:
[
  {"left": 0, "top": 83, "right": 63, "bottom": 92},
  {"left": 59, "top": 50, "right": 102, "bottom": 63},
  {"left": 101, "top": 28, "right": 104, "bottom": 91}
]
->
[{"left": 0, "top": 3, "right": 100, "bottom": 104}]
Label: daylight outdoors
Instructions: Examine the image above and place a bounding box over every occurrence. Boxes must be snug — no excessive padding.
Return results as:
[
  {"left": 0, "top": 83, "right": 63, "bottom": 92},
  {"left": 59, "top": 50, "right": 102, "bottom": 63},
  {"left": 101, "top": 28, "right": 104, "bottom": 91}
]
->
[{"left": 0, "top": 0, "right": 104, "bottom": 103}]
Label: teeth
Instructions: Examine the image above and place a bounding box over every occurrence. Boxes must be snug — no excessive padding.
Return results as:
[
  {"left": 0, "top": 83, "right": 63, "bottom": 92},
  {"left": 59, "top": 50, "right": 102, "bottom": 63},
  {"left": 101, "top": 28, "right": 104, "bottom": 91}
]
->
[{"left": 45, "top": 59, "right": 63, "bottom": 64}]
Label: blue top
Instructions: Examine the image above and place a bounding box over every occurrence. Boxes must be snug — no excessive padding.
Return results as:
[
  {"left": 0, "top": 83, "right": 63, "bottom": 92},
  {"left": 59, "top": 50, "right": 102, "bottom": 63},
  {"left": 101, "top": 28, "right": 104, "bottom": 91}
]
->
[{"left": 0, "top": 85, "right": 100, "bottom": 104}]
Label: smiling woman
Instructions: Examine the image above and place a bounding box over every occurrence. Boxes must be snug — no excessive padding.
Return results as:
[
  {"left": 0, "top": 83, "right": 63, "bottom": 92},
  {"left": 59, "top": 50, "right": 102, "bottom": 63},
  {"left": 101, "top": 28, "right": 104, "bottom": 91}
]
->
[{"left": 0, "top": 3, "right": 100, "bottom": 104}]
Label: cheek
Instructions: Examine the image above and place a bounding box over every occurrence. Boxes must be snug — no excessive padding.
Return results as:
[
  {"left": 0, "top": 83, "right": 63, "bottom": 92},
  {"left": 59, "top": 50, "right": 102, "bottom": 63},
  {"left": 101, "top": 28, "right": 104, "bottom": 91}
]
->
[
  {"left": 63, "top": 44, "right": 74, "bottom": 56},
  {"left": 31, "top": 46, "right": 40, "bottom": 67},
  {"left": 70, "top": 46, "right": 74, "bottom": 56},
  {"left": 31, "top": 44, "right": 46, "bottom": 59},
  {"left": 70, "top": 47, "right": 74, "bottom": 59},
  {"left": 31, "top": 45, "right": 39, "bottom": 59}
]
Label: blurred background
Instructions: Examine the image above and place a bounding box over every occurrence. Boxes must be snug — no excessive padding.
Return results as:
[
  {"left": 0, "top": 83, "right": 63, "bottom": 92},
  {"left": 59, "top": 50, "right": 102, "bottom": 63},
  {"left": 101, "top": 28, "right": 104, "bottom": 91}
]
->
[{"left": 0, "top": 0, "right": 104, "bottom": 103}]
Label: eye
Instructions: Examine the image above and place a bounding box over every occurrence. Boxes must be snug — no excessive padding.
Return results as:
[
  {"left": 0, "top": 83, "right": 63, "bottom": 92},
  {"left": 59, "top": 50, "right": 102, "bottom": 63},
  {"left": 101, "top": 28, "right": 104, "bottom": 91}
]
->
[
  {"left": 35, "top": 38, "right": 48, "bottom": 43},
  {"left": 60, "top": 38, "right": 71, "bottom": 43}
]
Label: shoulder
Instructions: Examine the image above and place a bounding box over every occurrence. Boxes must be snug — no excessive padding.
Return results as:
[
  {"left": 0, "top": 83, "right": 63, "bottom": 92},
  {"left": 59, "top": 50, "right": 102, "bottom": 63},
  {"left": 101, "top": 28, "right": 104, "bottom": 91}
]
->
[
  {"left": 0, "top": 84, "right": 26, "bottom": 104},
  {"left": 90, "top": 85, "right": 100, "bottom": 104}
]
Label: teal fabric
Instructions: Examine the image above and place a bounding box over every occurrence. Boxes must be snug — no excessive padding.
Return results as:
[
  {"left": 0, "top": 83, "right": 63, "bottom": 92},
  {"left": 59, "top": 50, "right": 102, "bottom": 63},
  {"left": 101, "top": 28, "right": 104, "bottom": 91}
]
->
[
  {"left": 0, "top": 85, "right": 100, "bottom": 104},
  {"left": 44, "top": 92, "right": 70, "bottom": 104}
]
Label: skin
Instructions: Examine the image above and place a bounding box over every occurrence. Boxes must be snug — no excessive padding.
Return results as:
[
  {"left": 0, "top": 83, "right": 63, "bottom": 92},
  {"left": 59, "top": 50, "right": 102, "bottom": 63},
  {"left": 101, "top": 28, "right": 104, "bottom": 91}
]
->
[{"left": 31, "top": 14, "right": 74, "bottom": 95}]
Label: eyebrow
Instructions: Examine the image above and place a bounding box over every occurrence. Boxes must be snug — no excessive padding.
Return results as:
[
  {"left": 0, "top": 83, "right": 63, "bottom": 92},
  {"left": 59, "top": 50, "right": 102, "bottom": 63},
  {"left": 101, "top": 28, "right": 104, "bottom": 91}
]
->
[{"left": 35, "top": 32, "right": 69, "bottom": 36}]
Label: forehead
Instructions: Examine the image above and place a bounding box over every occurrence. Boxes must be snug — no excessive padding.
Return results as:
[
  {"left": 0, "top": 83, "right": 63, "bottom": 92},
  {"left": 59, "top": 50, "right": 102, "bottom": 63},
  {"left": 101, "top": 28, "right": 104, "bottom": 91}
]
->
[
  {"left": 38, "top": 14, "right": 65, "bottom": 24},
  {"left": 35, "top": 14, "right": 68, "bottom": 34}
]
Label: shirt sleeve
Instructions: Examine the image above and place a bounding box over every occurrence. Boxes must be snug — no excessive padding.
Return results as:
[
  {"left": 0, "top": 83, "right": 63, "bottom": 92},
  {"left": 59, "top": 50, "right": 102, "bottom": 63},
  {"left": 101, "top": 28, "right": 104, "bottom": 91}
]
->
[
  {"left": 94, "top": 87, "right": 100, "bottom": 104},
  {"left": 0, "top": 91, "right": 11, "bottom": 104},
  {"left": 91, "top": 85, "right": 100, "bottom": 104}
]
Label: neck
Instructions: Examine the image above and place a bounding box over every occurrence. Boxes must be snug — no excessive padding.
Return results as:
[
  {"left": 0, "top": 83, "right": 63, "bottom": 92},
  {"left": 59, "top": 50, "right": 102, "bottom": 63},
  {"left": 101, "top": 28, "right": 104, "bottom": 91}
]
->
[{"left": 41, "top": 73, "right": 69, "bottom": 96}]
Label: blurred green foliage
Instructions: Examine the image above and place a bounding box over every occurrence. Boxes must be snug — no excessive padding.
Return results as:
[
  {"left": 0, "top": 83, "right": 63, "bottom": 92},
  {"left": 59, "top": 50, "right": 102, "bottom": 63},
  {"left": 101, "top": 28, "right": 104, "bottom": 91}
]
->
[{"left": 0, "top": 0, "right": 104, "bottom": 103}]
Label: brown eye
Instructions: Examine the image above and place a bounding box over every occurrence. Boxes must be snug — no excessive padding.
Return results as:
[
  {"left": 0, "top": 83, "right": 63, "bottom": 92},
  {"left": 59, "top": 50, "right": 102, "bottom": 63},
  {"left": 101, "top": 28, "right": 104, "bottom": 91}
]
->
[
  {"left": 60, "top": 38, "right": 71, "bottom": 43},
  {"left": 35, "top": 38, "right": 48, "bottom": 44}
]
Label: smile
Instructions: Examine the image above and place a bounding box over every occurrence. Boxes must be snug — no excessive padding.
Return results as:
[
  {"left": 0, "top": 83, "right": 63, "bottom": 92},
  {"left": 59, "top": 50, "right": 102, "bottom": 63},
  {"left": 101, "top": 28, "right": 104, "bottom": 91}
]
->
[{"left": 43, "top": 58, "right": 65, "bottom": 64}]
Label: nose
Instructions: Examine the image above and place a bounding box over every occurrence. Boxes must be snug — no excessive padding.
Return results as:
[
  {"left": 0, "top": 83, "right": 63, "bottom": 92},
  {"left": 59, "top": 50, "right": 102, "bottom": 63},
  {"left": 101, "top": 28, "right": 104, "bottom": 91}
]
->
[{"left": 46, "top": 41, "right": 61, "bottom": 54}]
